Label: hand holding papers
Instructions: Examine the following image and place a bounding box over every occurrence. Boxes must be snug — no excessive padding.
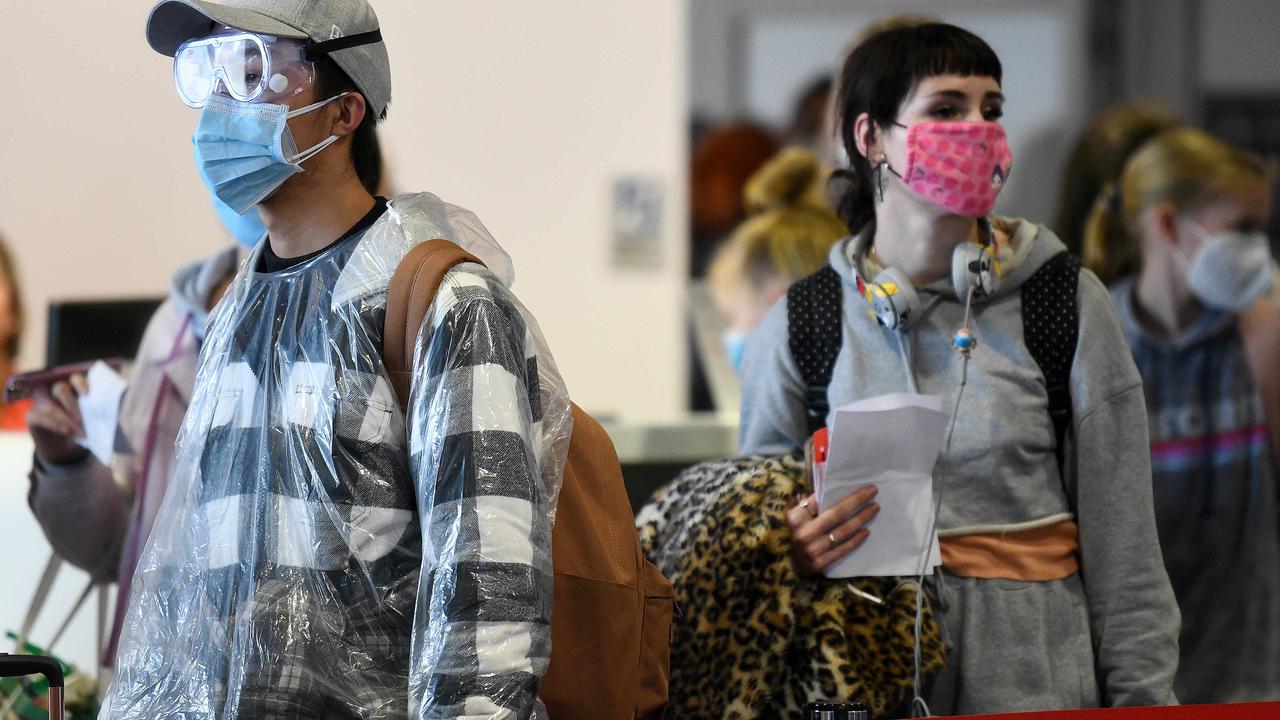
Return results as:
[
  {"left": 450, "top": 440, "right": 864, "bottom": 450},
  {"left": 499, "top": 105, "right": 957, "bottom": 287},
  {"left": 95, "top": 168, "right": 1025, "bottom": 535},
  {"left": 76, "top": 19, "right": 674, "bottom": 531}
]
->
[{"left": 812, "top": 393, "right": 949, "bottom": 578}]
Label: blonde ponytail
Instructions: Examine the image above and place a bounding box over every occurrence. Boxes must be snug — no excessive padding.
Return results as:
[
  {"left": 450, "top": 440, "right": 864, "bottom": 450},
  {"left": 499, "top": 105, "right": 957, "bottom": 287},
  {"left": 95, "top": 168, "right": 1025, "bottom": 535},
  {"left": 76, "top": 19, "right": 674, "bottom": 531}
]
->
[
  {"left": 1081, "top": 183, "right": 1137, "bottom": 284},
  {"left": 1081, "top": 128, "right": 1270, "bottom": 284}
]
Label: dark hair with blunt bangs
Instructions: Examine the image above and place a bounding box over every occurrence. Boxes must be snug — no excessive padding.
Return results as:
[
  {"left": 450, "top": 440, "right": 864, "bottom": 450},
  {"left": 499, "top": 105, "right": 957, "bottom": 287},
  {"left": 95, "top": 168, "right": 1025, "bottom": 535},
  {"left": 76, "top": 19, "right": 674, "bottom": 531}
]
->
[
  {"left": 313, "top": 55, "right": 385, "bottom": 196},
  {"left": 833, "top": 23, "right": 1003, "bottom": 234}
]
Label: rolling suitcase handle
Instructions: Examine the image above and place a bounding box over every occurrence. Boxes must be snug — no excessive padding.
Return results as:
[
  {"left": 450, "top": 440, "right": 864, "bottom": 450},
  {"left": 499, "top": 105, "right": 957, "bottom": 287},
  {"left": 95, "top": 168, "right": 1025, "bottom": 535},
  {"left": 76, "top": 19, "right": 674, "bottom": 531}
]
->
[{"left": 0, "top": 653, "right": 64, "bottom": 720}]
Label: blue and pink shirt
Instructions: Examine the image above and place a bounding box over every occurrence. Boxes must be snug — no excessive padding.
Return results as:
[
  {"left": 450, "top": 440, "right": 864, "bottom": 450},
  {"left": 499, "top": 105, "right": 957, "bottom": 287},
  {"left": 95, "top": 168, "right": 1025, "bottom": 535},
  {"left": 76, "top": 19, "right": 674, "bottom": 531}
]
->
[{"left": 1112, "top": 277, "right": 1280, "bottom": 703}]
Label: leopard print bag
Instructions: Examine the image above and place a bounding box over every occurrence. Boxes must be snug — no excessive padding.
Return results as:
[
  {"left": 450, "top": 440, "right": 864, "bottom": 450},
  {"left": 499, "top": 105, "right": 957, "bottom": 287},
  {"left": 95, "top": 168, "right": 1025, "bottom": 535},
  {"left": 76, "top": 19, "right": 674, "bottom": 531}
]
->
[{"left": 636, "top": 455, "right": 945, "bottom": 719}]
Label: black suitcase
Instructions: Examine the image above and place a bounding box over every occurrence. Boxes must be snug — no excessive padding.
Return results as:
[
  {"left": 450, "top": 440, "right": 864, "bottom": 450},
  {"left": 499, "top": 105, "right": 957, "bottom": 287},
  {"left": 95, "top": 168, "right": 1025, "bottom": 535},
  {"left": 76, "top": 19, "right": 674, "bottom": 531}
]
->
[{"left": 0, "top": 653, "right": 64, "bottom": 720}]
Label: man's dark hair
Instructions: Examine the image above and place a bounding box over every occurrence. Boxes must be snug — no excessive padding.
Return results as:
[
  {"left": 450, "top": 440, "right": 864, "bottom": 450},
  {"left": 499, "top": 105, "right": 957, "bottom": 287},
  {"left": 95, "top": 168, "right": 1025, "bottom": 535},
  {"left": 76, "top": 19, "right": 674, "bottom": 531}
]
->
[
  {"left": 313, "top": 56, "right": 385, "bottom": 195},
  {"left": 833, "top": 23, "right": 1002, "bottom": 234}
]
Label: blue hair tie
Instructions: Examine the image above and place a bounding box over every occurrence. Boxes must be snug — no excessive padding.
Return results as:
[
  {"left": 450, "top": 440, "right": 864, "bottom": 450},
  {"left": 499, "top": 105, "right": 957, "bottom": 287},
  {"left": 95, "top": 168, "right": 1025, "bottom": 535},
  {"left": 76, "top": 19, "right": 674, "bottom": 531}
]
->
[{"left": 1106, "top": 185, "right": 1122, "bottom": 212}]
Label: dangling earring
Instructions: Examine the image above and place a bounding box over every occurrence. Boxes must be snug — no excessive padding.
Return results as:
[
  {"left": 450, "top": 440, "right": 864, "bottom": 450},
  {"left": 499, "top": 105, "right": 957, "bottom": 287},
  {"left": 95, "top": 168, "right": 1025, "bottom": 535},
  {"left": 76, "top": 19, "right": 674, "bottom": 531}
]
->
[{"left": 873, "top": 159, "right": 888, "bottom": 203}]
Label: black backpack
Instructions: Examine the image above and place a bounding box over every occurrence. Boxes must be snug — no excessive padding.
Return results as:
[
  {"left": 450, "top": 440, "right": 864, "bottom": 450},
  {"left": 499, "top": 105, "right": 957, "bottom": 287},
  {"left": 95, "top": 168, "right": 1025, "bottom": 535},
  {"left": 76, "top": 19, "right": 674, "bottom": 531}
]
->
[{"left": 787, "top": 251, "right": 1082, "bottom": 469}]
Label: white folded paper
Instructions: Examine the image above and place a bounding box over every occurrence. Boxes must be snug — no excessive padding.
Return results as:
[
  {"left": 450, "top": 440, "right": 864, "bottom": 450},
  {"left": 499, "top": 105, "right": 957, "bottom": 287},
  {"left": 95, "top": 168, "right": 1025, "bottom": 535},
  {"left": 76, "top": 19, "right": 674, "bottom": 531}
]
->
[
  {"left": 75, "top": 361, "right": 128, "bottom": 466},
  {"left": 817, "top": 392, "right": 948, "bottom": 578}
]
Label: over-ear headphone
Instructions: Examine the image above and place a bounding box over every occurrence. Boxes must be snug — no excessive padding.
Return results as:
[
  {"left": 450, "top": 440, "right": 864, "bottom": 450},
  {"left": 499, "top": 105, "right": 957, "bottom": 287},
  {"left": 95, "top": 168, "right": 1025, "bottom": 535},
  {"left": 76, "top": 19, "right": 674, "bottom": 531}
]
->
[
  {"left": 856, "top": 267, "right": 919, "bottom": 331},
  {"left": 856, "top": 232, "right": 1001, "bottom": 333},
  {"left": 951, "top": 241, "right": 1001, "bottom": 303}
]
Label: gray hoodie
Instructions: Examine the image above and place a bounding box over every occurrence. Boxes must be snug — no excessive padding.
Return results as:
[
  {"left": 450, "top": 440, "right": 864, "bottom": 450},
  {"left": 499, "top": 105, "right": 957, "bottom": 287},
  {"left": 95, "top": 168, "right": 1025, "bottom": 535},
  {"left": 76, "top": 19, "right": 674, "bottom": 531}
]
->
[{"left": 739, "top": 219, "right": 1179, "bottom": 713}]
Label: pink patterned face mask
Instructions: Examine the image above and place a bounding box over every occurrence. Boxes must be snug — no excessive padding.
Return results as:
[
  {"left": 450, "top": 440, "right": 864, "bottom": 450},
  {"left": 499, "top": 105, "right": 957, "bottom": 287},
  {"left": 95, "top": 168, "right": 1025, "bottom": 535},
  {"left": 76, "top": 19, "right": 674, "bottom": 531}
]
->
[{"left": 890, "top": 121, "right": 1012, "bottom": 217}]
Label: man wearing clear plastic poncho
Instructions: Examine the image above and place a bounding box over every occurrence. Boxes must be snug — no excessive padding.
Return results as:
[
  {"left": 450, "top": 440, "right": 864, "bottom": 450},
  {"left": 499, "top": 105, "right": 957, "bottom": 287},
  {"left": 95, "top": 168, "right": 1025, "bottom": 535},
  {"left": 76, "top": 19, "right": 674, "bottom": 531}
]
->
[{"left": 101, "top": 1, "right": 571, "bottom": 718}]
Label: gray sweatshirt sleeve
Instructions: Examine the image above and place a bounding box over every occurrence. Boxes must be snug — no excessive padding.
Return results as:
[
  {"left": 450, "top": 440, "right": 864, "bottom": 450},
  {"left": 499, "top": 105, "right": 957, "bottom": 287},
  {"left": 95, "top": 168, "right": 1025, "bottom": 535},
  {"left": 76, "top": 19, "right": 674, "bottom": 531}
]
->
[
  {"left": 28, "top": 454, "right": 129, "bottom": 581},
  {"left": 739, "top": 297, "right": 809, "bottom": 455},
  {"left": 1069, "top": 271, "right": 1179, "bottom": 706}
]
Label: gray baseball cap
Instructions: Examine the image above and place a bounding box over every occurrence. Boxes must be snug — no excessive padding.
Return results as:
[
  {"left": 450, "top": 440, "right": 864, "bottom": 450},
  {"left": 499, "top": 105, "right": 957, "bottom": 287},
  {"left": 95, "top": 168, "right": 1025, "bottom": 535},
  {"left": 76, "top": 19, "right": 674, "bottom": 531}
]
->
[{"left": 145, "top": 0, "right": 392, "bottom": 119}]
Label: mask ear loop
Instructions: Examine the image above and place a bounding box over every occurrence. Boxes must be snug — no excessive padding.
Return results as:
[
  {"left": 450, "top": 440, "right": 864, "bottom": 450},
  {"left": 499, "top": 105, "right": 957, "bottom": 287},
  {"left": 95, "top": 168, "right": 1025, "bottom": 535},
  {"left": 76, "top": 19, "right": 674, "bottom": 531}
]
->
[
  {"left": 290, "top": 135, "right": 341, "bottom": 165},
  {"left": 284, "top": 91, "right": 350, "bottom": 119},
  {"left": 284, "top": 92, "right": 351, "bottom": 165},
  {"left": 870, "top": 120, "right": 907, "bottom": 203},
  {"left": 878, "top": 121, "right": 911, "bottom": 189}
]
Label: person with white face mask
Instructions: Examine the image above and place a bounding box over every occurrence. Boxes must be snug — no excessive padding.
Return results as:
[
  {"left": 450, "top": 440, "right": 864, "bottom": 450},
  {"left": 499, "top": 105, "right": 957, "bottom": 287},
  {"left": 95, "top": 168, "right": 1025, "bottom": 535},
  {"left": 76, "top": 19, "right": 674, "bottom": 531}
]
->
[{"left": 1089, "top": 127, "right": 1280, "bottom": 703}]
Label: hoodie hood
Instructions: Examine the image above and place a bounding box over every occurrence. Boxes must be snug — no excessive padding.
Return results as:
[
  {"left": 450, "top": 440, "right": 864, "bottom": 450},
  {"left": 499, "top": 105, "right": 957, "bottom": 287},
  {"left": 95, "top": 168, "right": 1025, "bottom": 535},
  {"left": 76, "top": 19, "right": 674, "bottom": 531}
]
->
[
  {"left": 169, "top": 245, "right": 241, "bottom": 340},
  {"left": 831, "top": 216, "right": 1069, "bottom": 307}
]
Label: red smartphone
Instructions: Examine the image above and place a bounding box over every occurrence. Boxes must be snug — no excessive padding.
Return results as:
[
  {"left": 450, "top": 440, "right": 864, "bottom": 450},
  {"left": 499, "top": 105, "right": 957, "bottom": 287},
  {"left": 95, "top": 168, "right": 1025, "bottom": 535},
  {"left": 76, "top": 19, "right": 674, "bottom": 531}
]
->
[{"left": 4, "top": 358, "right": 126, "bottom": 404}]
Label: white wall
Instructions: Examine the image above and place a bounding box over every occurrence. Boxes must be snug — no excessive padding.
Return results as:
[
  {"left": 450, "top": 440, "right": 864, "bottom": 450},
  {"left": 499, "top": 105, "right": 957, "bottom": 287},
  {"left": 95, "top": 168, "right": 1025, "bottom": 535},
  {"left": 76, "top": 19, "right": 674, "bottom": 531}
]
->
[
  {"left": 0, "top": 0, "right": 688, "bottom": 423},
  {"left": 689, "top": 0, "right": 1090, "bottom": 231},
  {"left": 375, "top": 1, "right": 687, "bottom": 422}
]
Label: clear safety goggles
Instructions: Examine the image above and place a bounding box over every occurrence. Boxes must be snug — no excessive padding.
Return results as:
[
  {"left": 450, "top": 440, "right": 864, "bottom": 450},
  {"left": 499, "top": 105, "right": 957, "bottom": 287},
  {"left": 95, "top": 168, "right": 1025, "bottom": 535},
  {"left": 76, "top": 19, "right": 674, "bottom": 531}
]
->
[{"left": 174, "top": 31, "right": 315, "bottom": 108}]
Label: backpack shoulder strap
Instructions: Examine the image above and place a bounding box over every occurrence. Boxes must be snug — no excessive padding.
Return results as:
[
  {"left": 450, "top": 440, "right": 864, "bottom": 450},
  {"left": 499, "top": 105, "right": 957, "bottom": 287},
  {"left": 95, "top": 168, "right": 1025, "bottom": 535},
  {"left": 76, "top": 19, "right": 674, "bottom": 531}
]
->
[
  {"left": 787, "top": 265, "right": 844, "bottom": 436},
  {"left": 384, "top": 239, "right": 483, "bottom": 410},
  {"left": 1021, "top": 251, "right": 1082, "bottom": 472}
]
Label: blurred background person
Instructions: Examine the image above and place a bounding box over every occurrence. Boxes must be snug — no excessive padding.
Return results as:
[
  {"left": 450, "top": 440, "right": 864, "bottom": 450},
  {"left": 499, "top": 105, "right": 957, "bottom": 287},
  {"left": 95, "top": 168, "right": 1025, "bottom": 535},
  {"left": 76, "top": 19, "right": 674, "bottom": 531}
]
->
[
  {"left": 1090, "top": 126, "right": 1280, "bottom": 703},
  {"left": 0, "top": 234, "right": 29, "bottom": 430},
  {"left": 23, "top": 199, "right": 258, "bottom": 670},
  {"left": 783, "top": 74, "right": 833, "bottom": 153},
  {"left": 707, "top": 146, "right": 847, "bottom": 371},
  {"left": 1056, "top": 102, "right": 1182, "bottom": 281},
  {"left": 689, "top": 122, "right": 780, "bottom": 277},
  {"left": 688, "top": 121, "right": 780, "bottom": 411}
]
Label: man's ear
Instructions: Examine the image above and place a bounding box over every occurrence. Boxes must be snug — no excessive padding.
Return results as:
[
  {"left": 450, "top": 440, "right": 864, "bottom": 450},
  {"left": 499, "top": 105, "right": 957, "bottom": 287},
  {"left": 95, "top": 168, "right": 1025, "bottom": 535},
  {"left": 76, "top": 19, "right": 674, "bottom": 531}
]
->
[
  {"left": 330, "top": 92, "right": 367, "bottom": 137},
  {"left": 853, "top": 112, "right": 880, "bottom": 163}
]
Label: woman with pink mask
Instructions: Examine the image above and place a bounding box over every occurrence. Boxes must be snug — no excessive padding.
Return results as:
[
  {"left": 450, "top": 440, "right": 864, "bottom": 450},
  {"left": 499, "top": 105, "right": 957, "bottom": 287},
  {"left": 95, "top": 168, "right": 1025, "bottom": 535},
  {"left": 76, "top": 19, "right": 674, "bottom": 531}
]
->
[{"left": 738, "top": 23, "right": 1178, "bottom": 714}]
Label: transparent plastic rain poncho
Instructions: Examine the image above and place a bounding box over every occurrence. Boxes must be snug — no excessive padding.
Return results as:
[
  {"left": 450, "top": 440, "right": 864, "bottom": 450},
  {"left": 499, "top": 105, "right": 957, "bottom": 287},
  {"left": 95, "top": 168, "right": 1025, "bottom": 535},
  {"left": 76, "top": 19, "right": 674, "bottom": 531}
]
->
[{"left": 101, "top": 193, "right": 572, "bottom": 719}]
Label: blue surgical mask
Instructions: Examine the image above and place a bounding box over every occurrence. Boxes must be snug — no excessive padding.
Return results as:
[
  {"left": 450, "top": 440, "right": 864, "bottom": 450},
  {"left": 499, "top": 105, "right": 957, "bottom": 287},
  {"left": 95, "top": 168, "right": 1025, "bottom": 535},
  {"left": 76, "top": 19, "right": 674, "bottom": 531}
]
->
[
  {"left": 723, "top": 329, "right": 748, "bottom": 372},
  {"left": 213, "top": 195, "right": 267, "bottom": 249},
  {"left": 193, "top": 93, "right": 346, "bottom": 214}
]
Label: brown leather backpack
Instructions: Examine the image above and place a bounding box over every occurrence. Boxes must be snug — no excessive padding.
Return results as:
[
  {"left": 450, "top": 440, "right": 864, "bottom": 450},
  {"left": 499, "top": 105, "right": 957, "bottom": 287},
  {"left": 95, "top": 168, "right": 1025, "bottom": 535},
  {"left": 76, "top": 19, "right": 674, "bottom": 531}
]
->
[{"left": 383, "top": 239, "right": 673, "bottom": 719}]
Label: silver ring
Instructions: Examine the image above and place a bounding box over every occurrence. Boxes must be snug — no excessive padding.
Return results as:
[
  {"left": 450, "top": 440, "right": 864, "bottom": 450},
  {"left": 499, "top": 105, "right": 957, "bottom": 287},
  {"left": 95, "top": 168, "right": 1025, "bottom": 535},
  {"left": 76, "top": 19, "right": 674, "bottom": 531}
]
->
[
  {"left": 799, "top": 497, "right": 811, "bottom": 511},
  {"left": 828, "top": 532, "right": 839, "bottom": 548}
]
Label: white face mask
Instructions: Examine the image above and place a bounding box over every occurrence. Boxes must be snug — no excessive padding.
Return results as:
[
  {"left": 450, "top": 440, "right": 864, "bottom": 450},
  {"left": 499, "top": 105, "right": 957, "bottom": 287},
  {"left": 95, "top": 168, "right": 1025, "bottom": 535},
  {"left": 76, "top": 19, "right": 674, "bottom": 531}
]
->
[{"left": 1175, "top": 217, "right": 1275, "bottom": 312}]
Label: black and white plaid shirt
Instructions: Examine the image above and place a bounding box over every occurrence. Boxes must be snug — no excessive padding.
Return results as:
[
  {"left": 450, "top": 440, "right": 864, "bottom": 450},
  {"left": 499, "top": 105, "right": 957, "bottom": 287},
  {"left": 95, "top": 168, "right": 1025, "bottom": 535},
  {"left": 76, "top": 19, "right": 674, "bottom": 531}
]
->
[{"left": 106, "top": 195, "right": 562, "bottom": 720}]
